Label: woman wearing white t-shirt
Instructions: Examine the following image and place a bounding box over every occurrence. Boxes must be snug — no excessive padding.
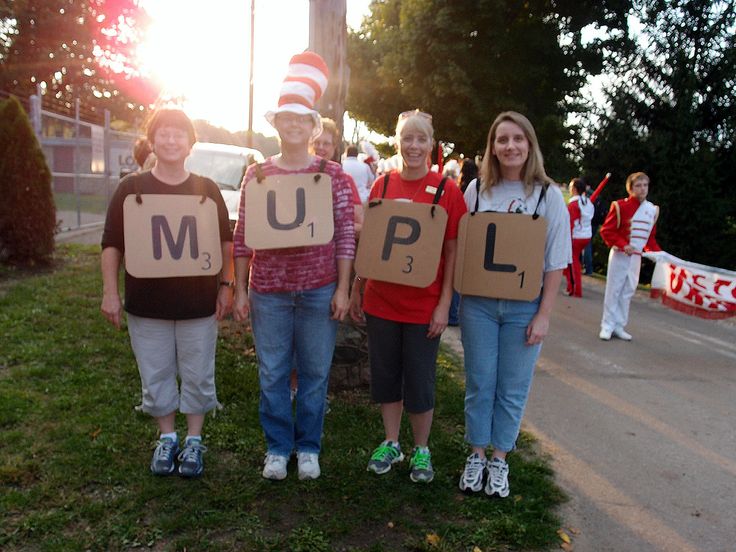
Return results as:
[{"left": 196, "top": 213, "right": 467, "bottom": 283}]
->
[{"left": 458, "top": 111, "right": 571, "bottom": 498}]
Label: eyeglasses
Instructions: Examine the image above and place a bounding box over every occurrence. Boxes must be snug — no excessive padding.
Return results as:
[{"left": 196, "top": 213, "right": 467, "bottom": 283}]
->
[
  {"left": 275, "top": 112, "right": 314, "bottom": 125},
  {"left": 154, "top": 128, "right": 189, "bottom": 142},
  {"left": 398, "top": 109, "right": 432, "bottom": 122}
]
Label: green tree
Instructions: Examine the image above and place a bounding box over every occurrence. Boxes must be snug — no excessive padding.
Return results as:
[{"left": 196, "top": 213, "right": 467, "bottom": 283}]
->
[
  {"left": 346, "top": 0, "right": 631, "bottom": 179},
  {"left": 582, "top": 0, "right": 736, "bottom": 270},
  {"left": 0, "top": 0, "right": 153, "bottom": 122},
  {"left": 0, "top": 95, "right": 56, "bottom": 265}
]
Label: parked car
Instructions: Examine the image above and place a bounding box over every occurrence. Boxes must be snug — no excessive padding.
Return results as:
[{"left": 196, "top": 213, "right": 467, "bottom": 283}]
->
[{"left": 184, "top": 142, "right": 265, "bottom": 226}]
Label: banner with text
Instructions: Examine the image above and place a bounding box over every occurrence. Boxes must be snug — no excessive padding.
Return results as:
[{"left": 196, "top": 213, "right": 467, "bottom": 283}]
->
[{"left": 645, "top": 251, "right": 736, "bottom": 319}]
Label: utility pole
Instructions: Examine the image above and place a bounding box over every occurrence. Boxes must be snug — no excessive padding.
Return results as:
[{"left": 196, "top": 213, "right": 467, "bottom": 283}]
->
[
  {"left": 247, "top": 0, "right": 255, "bottom": 148},
  {"left": 308, "top": 0, "right": 349, "bottom": 152}
]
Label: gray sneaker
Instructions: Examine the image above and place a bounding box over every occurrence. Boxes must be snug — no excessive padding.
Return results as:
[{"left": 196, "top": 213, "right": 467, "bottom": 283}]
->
[
  {"left": 150, "top": 437, "right": 179, "bottom": 476},
  {"left": 177, "top": 437, "right": 207, "bottom": 478},
  {"left": 485, "top": 457, "right": 510, "bottom": 498},
  {"left": 459, "top": 452, "right": 486, "bottom": 492},
  {"left": 367, "top": 440, "right": 404, "bottom": 474},
  {"left": 409, "top": 447, "right": 434, "bottom": 483}
]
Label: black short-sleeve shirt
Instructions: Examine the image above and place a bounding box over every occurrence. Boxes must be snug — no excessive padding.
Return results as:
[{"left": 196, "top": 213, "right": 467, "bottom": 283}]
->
[{"left": 102, "top": 171, "right": 233, "bottom": 320}]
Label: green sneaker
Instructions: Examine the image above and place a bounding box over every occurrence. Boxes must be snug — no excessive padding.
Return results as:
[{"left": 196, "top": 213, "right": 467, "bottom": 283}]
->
[
  {"left": 409, "top": 446, "right": 434, "bottom": 483},
  {"left": 367, "top": 440, "right": 404, "bottom": 474}
]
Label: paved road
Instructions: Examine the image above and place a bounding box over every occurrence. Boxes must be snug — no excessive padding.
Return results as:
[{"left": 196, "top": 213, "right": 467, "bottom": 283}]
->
[
  {"left": 55, "top": 210, "right": 104, "bottom": 245},
  {"left": 442, "top": 276, "right": 736, "bottom": 552}
]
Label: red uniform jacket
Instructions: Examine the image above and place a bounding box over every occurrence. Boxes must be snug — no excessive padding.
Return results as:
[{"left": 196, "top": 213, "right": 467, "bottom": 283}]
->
[{"left": 599, "top": 196, "right": 661, "bottom": 252}]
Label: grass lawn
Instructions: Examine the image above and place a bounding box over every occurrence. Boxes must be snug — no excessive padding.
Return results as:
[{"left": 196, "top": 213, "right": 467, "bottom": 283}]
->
[
  {"left": 0, "top": 245, "right": 566, "bottom": 551},
  {"left": 54, "top": 192, "right": 109, "bottom": 216}
]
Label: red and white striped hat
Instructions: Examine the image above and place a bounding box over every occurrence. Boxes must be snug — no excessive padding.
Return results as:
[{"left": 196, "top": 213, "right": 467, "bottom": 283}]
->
[{"left": 265, "top": 51, "right": 329, "bottom": 136}]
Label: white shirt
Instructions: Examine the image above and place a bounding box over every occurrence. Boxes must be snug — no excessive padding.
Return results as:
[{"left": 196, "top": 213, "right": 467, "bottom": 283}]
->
[
  {"left": 463, "top": 179, "right": 572, "bottom": 272},
  {"left": 569, "top": 195, "right": 595, "bottom": 240},
  {"left": 342, "top": 156, "right": 374, "bottom": 202}
]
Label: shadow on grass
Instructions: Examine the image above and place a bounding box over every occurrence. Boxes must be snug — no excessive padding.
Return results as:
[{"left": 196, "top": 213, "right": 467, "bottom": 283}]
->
[{"left": 0, "top": 244, "right": 565, "bottom": 551}]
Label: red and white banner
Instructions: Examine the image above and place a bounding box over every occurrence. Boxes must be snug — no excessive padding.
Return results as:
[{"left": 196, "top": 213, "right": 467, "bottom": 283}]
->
[{"left": 645, "top": 251, "right": 736, "bottom": 319}]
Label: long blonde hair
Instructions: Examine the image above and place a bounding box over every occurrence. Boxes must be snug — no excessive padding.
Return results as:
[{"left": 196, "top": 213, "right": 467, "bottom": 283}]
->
[{"left": 479, "top": 111, "right": 553, "bottom": 197}]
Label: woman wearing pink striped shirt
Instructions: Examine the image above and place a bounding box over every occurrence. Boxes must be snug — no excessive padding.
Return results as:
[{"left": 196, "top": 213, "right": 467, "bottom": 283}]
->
[{"left": 232, "top": 53, "right": 354, "bottom": 481}]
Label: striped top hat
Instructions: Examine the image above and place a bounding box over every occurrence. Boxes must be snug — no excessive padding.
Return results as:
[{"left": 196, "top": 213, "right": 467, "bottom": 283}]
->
[{"left": 265, "top": 51, "right": 329, "bottom": 137}]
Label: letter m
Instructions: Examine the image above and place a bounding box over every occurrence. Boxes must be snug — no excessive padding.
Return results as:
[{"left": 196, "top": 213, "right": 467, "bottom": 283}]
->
[{"left": 151, "top": 215, "right": 199, "bottom": 260}]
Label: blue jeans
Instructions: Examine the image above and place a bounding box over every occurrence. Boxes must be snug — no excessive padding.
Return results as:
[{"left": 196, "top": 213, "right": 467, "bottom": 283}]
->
[
  {"left": 448, "top": 291, "right": 461, "bottom": 325},
  {"left": 460, "top": 294, "right": 542, "bottom": 453},
  {"left": 582, "top": 240, "right": 593, "bottom": 274},
  {"left": 250, "top": 283, "right": 337, "bottom": 456}
]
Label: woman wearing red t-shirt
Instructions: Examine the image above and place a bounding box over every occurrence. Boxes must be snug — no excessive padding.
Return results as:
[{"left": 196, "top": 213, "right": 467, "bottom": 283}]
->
[{"left": 349, "top": 110, "right": 467, "bottom": 483}]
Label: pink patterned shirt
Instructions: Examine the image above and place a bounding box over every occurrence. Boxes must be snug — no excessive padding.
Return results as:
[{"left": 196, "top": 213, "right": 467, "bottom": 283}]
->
[{"left": 233, "top": 157, "right": 355, "bottom": 293}]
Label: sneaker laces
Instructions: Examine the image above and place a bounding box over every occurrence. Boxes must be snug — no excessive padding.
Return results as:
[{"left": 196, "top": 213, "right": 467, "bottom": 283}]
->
[
  {"left": 298, "top": 452, "right": 318, "bottom": 466},
  {"left": 464, "top": 454, "right": 485, "bottom": 479},
  {"left": 411, "top": 448, "right": 431, "bottom": 470},
  {"left": 155, "top": 438, "right": 177, "bottom": 460},
  {"left": 178, "top": 440, "right": 207, "bottom": 463},
  {"left": 370, "top": 442, "right": 400, "bottom": 462},
  {"left": 265, "top": 453, "right": 286, "bottom": 466},
  {"left": 489, "top": 458, "right": 508, "bottom": 488}
]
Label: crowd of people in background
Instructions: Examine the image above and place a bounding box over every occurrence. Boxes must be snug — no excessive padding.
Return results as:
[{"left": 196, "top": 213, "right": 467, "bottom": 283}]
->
[{"left": 101, "top": 51, "right": 660, "bottom": 499}]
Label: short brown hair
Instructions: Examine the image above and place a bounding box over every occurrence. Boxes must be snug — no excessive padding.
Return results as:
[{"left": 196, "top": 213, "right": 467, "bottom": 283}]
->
[
  {"left": 132, "top": 137, "right": 152, "bottom": 168},
  {"left": 145, "top": 108, "right": 196, "bottom": 147},
  {"left": 626, "top": 172, "right": 649, "bottom": 193}
]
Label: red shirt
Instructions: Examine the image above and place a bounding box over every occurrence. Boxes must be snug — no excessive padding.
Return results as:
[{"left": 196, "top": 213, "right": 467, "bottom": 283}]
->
[
  {"left": 599, "top": 196, "right": 661, "bottom": 252},
  {"left": 362, "top": 171, "right": 467, "bottom": 324}
]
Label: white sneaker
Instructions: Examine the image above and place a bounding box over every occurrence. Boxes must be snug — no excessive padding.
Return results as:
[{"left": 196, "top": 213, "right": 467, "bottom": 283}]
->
[
  {"left": 599, "top": 328, "right": 612, "bottom": 340},
  {"left": 297, "top": 451, "right": 321, "bottom": 480},
  {"left": 459, "top": 452, "right": 486, "bottom": 492},
  {"left": 613, "top": 328, "right": 632, "bottom": 341},
  {"left": 485, "top": 457, "right": 510, "bottom": 498},
  {"left": 262, "top": 453, "right": 288, "bottom": 480}
]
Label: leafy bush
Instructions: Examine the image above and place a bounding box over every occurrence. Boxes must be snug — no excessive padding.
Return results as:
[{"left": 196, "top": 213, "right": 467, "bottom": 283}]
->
[{"left": 0, "top": 96, "right": 56, "bottom": 265}]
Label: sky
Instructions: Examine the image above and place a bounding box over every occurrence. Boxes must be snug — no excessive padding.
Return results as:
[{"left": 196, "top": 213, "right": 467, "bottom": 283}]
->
[{"left": 138, "top": 0, "right": 372, "bottom": 138}]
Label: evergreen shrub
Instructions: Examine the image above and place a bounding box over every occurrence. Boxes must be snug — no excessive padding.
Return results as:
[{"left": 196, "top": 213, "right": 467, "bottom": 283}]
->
[{"left": 0, "top": 96, "right": 56, "bottom": 265}]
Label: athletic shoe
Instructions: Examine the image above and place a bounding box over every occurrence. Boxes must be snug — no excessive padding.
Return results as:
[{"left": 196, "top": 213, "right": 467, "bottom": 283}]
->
[
  {"left": 297, "top": 451, "right": 320, "bottom": 480},
  {"left": 366, "top": 440, "right": 404, "bottom": 475},
  {"left": 458, "top": 452, "right": 486, "bottom": 492},
  {"left": 485, "top": 457, "right": 510, "bottom": 498},
  {"left": 409, "top": 447, "right": 434, "bottom": 483},
  {"left": 613, "top": 328, "right": 633, "bottom": 341},
  {"left": 599, "top": 328, "right": 612, "bottom": 341},
  {"left": 177, "top": 437, "right": 207, "bottom": 478},
  {"left": 263, "top": 453, "right": 289, "bottom": 480},
  {"left": 150, "top": 437, "right": 179, "bottom": 476}
]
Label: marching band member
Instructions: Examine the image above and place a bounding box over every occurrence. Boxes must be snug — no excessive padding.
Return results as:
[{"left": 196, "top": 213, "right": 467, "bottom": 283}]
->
[
  {"left": 564, "top": 174, "right": 610, "bottom": 297},
  {"left": 599, "top": 172, "right": 661, "bottom": 340}
]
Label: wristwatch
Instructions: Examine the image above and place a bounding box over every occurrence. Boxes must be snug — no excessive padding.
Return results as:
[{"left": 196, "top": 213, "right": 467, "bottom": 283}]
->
[{"left": 219, "top": 280, "right": 234, "bottom": 288}]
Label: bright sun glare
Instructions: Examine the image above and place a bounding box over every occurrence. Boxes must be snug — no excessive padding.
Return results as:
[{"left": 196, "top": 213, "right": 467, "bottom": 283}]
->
[{"left": 134, "top": 0, "right": 368, "bottom": 136}]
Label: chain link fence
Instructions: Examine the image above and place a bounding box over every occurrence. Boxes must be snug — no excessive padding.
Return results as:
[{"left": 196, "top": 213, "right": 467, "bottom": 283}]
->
[{"left": 26, "top": 89, "right": 140, "bottom": 233}]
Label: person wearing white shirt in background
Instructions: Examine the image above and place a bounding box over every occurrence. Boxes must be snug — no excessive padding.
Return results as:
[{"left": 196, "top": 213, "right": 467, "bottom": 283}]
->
[{"left": 342, "top": 145, "right": 375, "bottom": 202}]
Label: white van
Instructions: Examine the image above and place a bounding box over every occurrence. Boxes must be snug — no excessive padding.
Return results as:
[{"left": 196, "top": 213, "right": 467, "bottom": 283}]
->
[{"left": 185, "top": 142, "right": 265, "bottom": 226}]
